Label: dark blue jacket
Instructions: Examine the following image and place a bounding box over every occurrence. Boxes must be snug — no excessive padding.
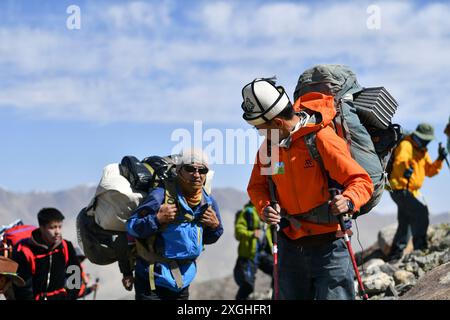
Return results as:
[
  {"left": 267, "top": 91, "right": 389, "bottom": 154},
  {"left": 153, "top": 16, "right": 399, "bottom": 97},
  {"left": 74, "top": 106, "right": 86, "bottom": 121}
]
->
[{"left": 127, "top": 186, "right": 223, "bottom": 291}]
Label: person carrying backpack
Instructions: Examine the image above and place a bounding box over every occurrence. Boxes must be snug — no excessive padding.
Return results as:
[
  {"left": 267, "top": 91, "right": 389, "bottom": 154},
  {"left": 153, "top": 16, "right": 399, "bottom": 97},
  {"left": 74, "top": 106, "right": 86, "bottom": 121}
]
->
[
  {"left": 241, "top": 78, "right": 374, "bottom": 300},
  {"left": 12, "top": 208, "right": 81, "bottom": 300},
  {"left": 126, "top": 148, "right": 224, "bottom": 300},
  {"left": 387, "top": 123, "right": 447, "bottom": 261},
  {"left": 234, "top": 201, "right": 273, "bottom": 300}
]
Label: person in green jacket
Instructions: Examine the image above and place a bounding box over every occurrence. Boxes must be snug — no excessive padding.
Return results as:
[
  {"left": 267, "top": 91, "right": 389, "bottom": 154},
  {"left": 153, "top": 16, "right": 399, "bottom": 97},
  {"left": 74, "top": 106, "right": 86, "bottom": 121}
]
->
[{"left": 233, "top": 201, "right": 273, "bottom": 300}]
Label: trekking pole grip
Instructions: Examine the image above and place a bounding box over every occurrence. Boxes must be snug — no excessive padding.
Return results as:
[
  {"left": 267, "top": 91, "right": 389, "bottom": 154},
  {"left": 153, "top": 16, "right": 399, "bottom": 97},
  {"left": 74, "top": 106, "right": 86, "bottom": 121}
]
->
[{"left": 329, "top": 187, "right": 368, "bottom": 300}]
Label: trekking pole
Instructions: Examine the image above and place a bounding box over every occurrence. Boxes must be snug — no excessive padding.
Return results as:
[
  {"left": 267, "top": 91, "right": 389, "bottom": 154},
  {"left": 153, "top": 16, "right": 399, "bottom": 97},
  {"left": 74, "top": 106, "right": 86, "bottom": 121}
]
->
[
  {"left": 329, "top": 188, "right": 369, "bottom": 300},
  {"left": 93, "top": 277, "right": 100, "bottom": 300},
  {"left": 266, "top": 140, "right": 280, "bottom": 300},
  {"left": 438, "top": 143, "right": 450, "bottom": 170},
  {"left": 268, "top": 177, "right": 280, "bottom": 300}
]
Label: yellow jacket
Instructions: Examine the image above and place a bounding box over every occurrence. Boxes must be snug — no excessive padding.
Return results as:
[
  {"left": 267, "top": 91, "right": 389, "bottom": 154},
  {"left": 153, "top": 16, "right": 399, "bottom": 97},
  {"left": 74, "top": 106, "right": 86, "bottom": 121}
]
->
[{"left": 389, "top": 136, "right": 443, "bottom": 197}]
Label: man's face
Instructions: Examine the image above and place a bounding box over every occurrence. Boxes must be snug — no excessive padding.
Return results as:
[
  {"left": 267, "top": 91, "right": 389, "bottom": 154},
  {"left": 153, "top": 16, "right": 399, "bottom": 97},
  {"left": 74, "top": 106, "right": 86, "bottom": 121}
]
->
[
  {"left": 40, "top": 220, "right": 63, "bottom": 246},
  {"left": 179, "top": 163, "right": 208, "bottom": 191},
  {"left": 0, "top": 275, "right": 11, "bottom": 294},
  {"left": 255, "top": 118, "right": 286, "bottom": 142},
  {"left": 255, "top": 120, "right": 278, "bottom": 141}
]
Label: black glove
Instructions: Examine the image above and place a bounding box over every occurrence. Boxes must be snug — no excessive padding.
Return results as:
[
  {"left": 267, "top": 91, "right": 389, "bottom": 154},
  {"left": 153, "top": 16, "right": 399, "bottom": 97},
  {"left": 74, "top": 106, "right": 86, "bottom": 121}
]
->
[
  {"left": 438, "top": 144, "right": 448, "bottom": 160},
  {"left": 403, "top": 167, "right": 413, "bottom": 179}
]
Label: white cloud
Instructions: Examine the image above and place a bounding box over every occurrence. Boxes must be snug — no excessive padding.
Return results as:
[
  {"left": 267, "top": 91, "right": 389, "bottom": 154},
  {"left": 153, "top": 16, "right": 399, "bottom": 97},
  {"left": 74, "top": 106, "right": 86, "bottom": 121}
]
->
[
  {"left": 201, "top": 2, "right": 234, "bottom": 36},
  {"left": 101, "top": 1, "right": 172, "bottom": 31},
  {"left": 0, "top": 0, "right": 449, "bottom": 125}
]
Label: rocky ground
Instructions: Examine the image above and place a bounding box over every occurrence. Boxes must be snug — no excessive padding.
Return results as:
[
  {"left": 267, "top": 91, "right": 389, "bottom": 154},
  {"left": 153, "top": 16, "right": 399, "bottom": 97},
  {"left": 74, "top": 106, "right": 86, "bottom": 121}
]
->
[
  {"left": 356, "top": 223, "right": 450, "bottom": 300},
  {"left": 190, "top": 222, "right": 450, "bottom": 300}
]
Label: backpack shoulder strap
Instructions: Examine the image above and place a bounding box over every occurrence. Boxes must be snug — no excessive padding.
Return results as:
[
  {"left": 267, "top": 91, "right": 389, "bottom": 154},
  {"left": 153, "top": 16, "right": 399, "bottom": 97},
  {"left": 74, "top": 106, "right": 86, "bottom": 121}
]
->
[
  {"left": 304, "top": 131, "right": 326, "bottom": 173},
  {"left": 304, "top": 131, "right": 343, "bottom": 191},
  {"left": 163, "top": 179, "right": 177, "bottom": 205},
  {"left": 61, "top": 240, "right": 69, "bottom": 266},
  {"left": 244, "top": 207, "right": 254, "bottom": 231},
  {"left": 17, "top": 241, "right": 36, "bottom": 275}
]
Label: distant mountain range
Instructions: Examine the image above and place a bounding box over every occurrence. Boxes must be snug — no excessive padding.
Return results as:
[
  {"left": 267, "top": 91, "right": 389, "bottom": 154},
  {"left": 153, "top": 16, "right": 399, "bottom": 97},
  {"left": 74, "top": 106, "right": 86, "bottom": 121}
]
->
[{"left": 1, "top": 185, "right": 448, "bottom": 299}]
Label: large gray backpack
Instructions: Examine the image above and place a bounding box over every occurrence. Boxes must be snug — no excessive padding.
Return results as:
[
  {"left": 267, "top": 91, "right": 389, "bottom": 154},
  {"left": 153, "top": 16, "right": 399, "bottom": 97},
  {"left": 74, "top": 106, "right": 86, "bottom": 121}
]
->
[{"left": 294, "top": 64, "right": 402, "bottom": 217}]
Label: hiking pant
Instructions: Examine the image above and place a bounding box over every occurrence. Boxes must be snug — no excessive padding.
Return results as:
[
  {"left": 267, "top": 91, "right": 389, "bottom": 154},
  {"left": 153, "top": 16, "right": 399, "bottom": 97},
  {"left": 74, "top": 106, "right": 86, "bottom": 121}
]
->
[
  {"left": 134, "top": 273, "right": 189, "bottom": 300},
  {"left": 278, "top": 234, "right": 355, "bottom": 300},
  {"left": 233, "top": 253, "right": 273, "bottom": 300},
  {"left": 389, "top": 190, "right": 429, "bottom": 257}
]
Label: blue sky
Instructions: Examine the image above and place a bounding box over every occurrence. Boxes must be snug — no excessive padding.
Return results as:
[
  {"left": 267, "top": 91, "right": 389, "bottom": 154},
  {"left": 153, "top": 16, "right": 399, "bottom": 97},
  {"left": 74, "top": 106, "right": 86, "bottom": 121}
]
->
[{"left": 0, "top": 0, "right": 449, "bottom": 214}]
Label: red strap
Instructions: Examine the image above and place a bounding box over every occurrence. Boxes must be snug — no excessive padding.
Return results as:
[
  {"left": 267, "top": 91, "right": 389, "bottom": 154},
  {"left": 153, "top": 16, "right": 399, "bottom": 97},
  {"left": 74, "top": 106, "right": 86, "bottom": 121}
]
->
[
  {"left": 17, "top": 243, "right": 36, "bottom": 275},
  {"left": 34, "top": 248, "right": 63, "bottom": 259},
  {"left": 35, "top": 288, "right": 67, "bottom": 300},
  {"left": 61, "top": 240, "right": 69, "bottom": 265}
]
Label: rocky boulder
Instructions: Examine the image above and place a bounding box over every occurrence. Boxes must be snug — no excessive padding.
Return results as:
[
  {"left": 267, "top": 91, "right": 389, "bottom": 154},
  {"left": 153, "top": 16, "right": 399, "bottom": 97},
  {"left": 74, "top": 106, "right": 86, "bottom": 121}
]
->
[
  {"left": 362, "top": 258, "right": 386, "bottom": 275},
  {"left": 355, "top": 223, "right": 450, "bottom": 300},
  {"left": 362, "top": 272, "right": 395, "bottom": 294},
  {"left": 377, "top": 223, "right": 413, "bottom": 257},
  {"left": 393, "top": 270, "right": 416, "bottom": 285},
  {"left": 401, "top": 262, "right": 450, "bottom": 300}
]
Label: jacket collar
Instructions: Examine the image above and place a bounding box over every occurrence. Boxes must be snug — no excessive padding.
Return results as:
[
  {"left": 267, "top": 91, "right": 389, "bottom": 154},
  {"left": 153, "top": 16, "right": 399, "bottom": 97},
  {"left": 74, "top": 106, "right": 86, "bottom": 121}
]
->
[
  {"left": 176, "top": 187, "right": 212, "bottom": 216},
  {"left": 279, "top": 112, "right": 310, "bottom": 149},
  {"left": 282, "top": 92, "right": 336, "bottom": 147}
]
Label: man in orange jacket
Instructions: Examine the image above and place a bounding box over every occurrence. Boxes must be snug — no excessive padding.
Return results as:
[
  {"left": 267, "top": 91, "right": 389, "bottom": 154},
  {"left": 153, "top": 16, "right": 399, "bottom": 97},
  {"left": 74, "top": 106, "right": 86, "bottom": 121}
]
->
[{"left": 241, "top": 78, "right": 373, "bottom": 300}]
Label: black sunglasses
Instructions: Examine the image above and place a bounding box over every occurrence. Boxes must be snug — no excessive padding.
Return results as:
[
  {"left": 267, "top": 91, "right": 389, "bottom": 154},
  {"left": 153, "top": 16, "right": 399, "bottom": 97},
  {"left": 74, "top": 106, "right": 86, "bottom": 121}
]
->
[{"left": 183, "top": 165, "right": 209, "bottom": 175}]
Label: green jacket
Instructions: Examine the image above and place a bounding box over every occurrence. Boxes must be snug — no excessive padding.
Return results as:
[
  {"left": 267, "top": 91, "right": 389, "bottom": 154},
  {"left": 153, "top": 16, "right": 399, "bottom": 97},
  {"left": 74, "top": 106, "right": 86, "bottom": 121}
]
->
[{"left": 235, "top": 204, "right": 272, "bottom": 259}]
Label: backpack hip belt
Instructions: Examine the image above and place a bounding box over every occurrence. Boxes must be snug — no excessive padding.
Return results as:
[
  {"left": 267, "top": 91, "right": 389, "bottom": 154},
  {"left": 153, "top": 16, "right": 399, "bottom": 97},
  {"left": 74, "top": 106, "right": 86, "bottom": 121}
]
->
[
  {"left": 281, "top": 201, "right": 339, "bottom": 230},
  {"left": 135, "top": 238, "right": 194, "bottom": 291},
  {"left": 147, "top": 258, "right": 193, "bottom": 291}
]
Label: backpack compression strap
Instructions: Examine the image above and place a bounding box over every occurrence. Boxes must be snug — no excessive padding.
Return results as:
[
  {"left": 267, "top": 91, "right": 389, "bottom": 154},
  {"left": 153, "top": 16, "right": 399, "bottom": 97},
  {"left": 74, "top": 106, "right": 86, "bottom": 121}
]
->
[
  {"left": 332, "top": 102, "right": 352, "bottom": 152},
  {"left": 329, "top": 76, "right": 354, "bottom": 152}
]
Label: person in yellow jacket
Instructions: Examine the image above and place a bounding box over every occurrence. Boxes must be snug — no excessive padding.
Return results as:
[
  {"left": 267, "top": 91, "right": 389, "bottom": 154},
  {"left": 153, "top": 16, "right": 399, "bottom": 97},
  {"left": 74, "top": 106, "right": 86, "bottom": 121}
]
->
[
  {"left": 233, "top": 201, "right": 273, "bottom": 300},
  {"left": 388, "top": 123, "right": 447, "bottom": 260}
]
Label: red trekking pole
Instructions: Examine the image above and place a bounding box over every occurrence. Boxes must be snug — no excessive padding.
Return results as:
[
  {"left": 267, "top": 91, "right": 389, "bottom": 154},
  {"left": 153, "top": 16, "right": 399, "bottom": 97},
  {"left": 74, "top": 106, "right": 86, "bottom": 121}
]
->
[
  {"left": 268, "top": 185, "right": 280, "bottom": 300},
  {"left": 267, "top": 140, "right": 280, "bottom": 300},
  {"left": 329, "top": 188, "right": 369, "bottom": 300}
]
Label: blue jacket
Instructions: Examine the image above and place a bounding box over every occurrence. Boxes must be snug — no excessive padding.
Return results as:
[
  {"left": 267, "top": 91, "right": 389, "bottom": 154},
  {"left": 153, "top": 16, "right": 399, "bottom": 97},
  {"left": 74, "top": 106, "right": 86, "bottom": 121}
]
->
[{"left": 127, "top": 186, "right": 223, "bottom": 291}]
